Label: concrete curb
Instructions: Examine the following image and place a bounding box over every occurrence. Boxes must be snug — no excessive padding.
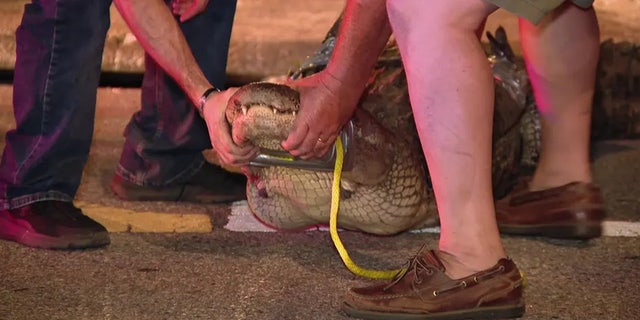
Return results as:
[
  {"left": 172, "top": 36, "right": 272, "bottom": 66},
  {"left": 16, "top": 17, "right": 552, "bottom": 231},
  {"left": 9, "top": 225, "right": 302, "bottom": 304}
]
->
[
  {"left": 0, "top": 1, "right": 344, "bottom": 78},
  {"left": 2, "top": 1, "right": 639, "bottom": 76}
]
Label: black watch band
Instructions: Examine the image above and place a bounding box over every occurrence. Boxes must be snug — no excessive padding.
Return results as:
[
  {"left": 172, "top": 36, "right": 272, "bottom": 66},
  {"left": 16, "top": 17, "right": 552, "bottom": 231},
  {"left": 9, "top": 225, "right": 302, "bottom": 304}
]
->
[{"left": 199, "top": 87, "right": 221, "bottom": 116}]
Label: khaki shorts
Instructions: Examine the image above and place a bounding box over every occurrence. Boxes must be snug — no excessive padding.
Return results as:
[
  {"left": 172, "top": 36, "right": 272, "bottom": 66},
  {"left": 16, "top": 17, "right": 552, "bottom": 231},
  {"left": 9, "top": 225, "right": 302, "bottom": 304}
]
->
[{"left": 486, "top": 0, "right": 594, "bottom": 24}]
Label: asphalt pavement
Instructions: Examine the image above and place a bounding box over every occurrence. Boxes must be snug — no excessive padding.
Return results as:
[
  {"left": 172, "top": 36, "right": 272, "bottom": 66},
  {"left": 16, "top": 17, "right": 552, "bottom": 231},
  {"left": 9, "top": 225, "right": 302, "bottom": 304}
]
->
[{"left": 1, "top": 1, "right": 640, "bottom": 319}]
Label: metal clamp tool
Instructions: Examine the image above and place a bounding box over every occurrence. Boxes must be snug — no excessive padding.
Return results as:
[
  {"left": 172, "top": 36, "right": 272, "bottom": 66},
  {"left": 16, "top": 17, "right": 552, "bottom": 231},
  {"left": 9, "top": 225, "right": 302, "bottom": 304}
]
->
[{"left": 249, "top": 120, "right": 355, "bottom": 172}]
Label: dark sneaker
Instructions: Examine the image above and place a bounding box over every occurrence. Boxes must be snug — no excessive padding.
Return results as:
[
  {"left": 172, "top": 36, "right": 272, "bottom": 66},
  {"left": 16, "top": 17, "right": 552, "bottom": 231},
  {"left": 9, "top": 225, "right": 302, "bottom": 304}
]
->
[
  {"left": 110, "top": 162, "right": 246, "bottom": 204},
  {"left": 496, "top": 180, "right": 605, "bottom": 239},
  {"left": 343, "top": 249, "right": 525, "bottom": 320},
  {"left": 0, "top": 201, "right": 110, "bottom": 249}
]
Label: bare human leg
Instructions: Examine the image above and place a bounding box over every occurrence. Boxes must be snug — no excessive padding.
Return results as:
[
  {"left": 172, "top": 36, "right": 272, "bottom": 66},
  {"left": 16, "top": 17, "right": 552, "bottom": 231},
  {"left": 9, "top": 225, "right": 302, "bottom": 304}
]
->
[
  {"left": 520, "top": 3, "right": 600, "bottom": 191},
  {"left": 341, "top": 2, "right": 526, "bottom": 317},
  {"left": 386, "top": 0, "right": 501, "bottom": 279}
]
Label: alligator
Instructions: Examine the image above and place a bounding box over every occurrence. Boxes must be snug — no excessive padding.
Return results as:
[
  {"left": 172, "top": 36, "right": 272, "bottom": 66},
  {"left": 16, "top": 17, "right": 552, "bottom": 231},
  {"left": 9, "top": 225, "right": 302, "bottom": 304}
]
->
[{"left": 218, "top": 21, "right": 640, "bottom": 236}]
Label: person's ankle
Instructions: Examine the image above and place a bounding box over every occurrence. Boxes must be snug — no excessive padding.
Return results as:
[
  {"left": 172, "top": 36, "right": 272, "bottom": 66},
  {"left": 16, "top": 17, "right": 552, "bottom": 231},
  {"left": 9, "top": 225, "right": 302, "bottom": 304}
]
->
[
  {"left": 529, "top": 167, "right": 592, "bottom": 191},
  {"left": 436, "top": 246, "right": 506, "bottom": 280}
]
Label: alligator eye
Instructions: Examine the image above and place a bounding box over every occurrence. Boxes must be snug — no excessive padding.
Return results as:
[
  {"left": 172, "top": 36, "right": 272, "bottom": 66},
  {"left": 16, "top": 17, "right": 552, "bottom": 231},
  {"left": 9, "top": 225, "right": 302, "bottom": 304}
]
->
[{"left": 258, "top": 187, "right": 269, "bottom": 198}]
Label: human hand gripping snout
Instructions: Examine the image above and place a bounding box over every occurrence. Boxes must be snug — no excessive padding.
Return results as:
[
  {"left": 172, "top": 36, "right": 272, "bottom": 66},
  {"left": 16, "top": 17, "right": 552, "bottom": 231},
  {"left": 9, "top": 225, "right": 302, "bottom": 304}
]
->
[
  {"left": 201, "top": 88, "right": 260, "bottom": 167},
  {"left": 281, "top": 72, "right": 359, "bottom": 159}
]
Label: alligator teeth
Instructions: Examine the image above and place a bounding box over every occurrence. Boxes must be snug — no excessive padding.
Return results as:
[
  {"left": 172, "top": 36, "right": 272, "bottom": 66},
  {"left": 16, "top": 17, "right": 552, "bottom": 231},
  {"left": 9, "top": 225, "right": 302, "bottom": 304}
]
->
[
  {"left": 241, "top": 106, "right": 248, "bottom": 115},
  {"left": 292, "top": 111, "right": 296, "bottom": 117},
  {"left": 273, "top": 108, "right": 278, "bottom": 114}
]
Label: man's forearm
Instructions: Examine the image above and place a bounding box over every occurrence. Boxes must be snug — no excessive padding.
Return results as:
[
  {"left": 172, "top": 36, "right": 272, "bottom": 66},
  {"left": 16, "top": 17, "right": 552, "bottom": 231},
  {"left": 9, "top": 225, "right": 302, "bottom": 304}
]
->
[
  {"left": 325, "top": 0, "right": 392, "bottom": 94},
  {"left": 113, "top": 0, "right": 210, "bottom": 107}
]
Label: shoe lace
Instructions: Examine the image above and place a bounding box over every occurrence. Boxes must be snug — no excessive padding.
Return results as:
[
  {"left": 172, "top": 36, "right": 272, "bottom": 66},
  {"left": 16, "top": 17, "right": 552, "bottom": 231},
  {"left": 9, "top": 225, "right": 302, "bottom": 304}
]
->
[
  {"left": 384, "top": 253, "right": 435, "bottom": 291},
  {"left": 383, "top": 250, "right": 511, "bottom": 297}
]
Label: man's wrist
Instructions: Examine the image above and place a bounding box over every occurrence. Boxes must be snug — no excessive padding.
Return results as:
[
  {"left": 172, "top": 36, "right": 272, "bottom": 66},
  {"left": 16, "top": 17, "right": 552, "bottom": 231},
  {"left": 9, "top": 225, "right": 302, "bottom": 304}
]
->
[
  {"left": 198, "top": 87, "right": 221, "bottom": 117},
  {"left": 325, "top": 65, "right": 368, "bottom": 97},
  {"left": 322, "top": 68, "right": 366, "bottom": 107}
]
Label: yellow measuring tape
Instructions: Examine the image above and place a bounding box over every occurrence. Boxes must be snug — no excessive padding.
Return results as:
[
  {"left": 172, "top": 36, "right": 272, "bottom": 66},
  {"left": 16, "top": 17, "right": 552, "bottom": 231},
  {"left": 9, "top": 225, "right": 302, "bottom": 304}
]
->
[
  {"left": 329, "top": 137, "right": 404, "bottom": 280},
  {"left": 329, "top": 137, "right": 527, "bottom": 284}
]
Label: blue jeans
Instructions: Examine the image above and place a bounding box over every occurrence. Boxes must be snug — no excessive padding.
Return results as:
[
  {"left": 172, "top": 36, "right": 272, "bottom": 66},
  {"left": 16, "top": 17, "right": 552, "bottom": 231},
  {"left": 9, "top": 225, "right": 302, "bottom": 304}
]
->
[
  {"left": 115, "top": 0, "right": 237, "bottom": 187},
  {"left": 0, "top": 0, "right": 236, "bottom": 210}
]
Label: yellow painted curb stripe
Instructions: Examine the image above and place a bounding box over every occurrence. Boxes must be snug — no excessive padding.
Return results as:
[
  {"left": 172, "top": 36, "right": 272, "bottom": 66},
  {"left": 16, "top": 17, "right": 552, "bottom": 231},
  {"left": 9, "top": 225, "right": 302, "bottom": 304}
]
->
[{"left": 75, "top": 201, "right": 212, "bottom": 233}]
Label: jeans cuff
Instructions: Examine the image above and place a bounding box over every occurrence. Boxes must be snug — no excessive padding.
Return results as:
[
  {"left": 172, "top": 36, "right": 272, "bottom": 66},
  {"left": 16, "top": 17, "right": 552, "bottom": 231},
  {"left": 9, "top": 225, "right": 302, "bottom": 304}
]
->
[{"left": 0, "top": 191, "right": 73, "bottom": 210}]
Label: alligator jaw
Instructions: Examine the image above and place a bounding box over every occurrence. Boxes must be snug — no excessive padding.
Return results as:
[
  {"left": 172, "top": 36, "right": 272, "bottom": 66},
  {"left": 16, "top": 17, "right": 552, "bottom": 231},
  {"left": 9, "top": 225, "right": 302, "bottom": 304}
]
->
[
  {"left": 226, "top": 82, "right": 300, "bottom": 149},
  {"left": 230, "top": 105, "right": 296, "bottom": 150},
  {"left": 226, "top": 82, "right": 300, "bottom": 123}
]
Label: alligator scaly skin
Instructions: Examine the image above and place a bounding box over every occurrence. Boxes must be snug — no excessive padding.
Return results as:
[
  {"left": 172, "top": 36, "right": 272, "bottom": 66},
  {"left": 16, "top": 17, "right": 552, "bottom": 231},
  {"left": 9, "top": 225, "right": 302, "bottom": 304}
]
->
[{"left": 224, "top": 26, "right": 529, "bottom": 235}]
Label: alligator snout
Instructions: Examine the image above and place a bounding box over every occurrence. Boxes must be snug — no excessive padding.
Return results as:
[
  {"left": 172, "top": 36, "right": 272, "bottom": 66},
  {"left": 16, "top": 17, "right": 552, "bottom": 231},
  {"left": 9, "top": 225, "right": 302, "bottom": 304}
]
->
[{"left": 225, "top": 82, "right": 301, "bottom": 149}]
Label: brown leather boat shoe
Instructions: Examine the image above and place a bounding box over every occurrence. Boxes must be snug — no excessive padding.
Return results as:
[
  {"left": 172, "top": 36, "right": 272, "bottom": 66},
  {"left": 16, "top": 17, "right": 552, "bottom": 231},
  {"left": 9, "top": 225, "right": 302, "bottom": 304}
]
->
[
  {"left": 495, "top": 181, "right": 605, "bottom": 239},
  {"left": 342, "top": 249, "right": 525, "bottom": 320}
]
